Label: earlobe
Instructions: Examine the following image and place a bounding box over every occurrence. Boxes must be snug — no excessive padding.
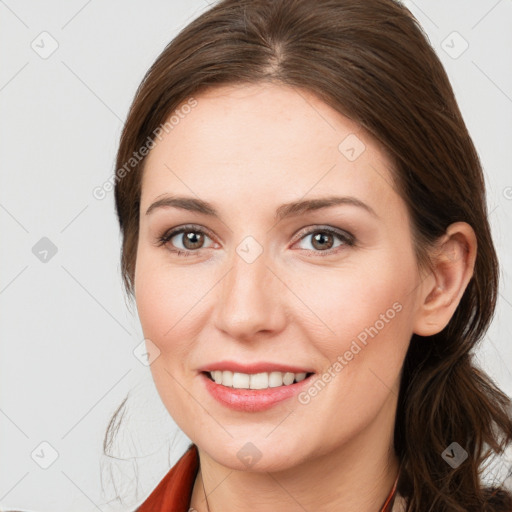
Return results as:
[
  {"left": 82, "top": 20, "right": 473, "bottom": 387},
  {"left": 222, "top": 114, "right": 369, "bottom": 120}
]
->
[{"left": 413, "top": 222, "right": 477, "bottom": 337}]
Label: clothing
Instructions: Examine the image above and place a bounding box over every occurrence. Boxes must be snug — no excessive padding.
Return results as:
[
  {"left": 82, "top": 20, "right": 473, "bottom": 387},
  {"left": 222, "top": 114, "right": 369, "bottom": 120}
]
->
[{"left": 136, "top": 443, "right": 406, "bottom": 511}]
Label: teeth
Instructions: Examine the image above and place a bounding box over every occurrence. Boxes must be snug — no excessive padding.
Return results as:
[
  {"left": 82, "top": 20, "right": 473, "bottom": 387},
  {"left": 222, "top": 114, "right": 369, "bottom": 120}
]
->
[
  {"left": 283, "top": 372, "right": 295, "bottom": 385},
  {"left": 269, "top": 371, "right": 283, "bottom": 387},
  {"left": 209, "top": 370, "right": 309, "bottom": 389},
  {"left": 232, "top": 372, "right": 250, "bottom": 388},
  {"left": 249, "top": 372, "right": 268, "bottom": 389},
  {"left": 222, "top": 370, "right": 233, "bottom": 387}
]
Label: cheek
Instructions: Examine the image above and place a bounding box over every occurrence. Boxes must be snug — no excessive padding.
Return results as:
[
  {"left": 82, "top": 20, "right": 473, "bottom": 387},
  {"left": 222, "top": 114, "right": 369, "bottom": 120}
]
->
[
  {"left": 134, "top": 251, "right": 207, "bottom": 427},
  {"left": 294, "top": 255, "right": 416, "bottom": 379},
  {"left": 287, "top": 263, "right": 415, "bottom": 441},
  {"left": 134, "top": 248, "right": 199, "bottom": 359}
]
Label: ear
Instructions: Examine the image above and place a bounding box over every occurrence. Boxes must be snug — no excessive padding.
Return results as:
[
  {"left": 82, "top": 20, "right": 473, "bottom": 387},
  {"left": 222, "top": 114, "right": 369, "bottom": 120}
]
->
[{"left": 413, "top": 222, "right": 477, "bottom": 336}]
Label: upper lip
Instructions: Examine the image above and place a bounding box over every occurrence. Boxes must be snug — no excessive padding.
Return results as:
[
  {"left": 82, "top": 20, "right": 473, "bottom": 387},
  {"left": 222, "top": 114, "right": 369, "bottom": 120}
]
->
[{"left": 198, "top": 360, "right": 315, "bottom": 374}]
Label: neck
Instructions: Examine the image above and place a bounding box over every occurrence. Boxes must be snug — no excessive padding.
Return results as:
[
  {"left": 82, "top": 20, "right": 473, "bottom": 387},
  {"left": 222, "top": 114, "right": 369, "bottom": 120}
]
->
[{"left": 190, "top": 393, "right": 400, "bottom": 512}]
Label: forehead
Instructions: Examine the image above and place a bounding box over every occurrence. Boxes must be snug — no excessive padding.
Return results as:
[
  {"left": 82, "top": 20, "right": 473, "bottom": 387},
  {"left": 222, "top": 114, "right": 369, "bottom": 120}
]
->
[{"left": 140, "top": 83, "right": 399, "bottom": 216}]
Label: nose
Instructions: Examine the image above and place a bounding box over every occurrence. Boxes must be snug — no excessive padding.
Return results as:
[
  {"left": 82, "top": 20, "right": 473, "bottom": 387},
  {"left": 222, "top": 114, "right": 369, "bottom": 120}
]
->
[{"left": 213, "top": 246, "right": 287, "bottom": 342}]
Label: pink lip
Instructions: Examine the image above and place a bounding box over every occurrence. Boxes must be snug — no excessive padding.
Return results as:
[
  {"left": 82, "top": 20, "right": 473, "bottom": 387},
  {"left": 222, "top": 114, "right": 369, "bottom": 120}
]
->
[
  {"left": 197, "top": 360, "right": 314, "bottom": 374},
  {"left": 199, "top": 371, "right": 315, "bottom": 412}
]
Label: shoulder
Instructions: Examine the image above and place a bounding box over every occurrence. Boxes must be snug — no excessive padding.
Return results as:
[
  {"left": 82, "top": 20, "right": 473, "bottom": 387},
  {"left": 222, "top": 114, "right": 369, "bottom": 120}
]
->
[
  {"left": 389, "top": 487, "right": 512, "bottom": 512},
  {"left": 390, "top": 492, "right": 407, "bottom": 512},
  {"left": 136, "top": 443, "right": 199, "bottom": 512}
]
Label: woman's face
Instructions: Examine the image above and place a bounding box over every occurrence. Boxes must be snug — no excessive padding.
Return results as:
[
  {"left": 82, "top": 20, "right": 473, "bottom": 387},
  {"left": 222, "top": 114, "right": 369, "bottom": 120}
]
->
[{"left": 135, "top": 83, "right": 425, "bottom": 471}]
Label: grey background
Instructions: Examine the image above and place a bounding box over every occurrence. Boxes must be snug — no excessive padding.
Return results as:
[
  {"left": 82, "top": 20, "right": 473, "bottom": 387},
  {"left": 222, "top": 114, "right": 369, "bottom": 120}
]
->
[{"left": 1, "top": 1, "right": 511, "bottom": 510}]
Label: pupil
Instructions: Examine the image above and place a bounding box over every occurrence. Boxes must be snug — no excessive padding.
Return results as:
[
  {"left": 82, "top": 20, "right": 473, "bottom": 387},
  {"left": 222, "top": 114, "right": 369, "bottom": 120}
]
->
[
  {"left": 185, "top": 231, "right": 203, "bottom": 249},
  {"left": 313, "top": 232, "right": 333, "bottom": 250}
]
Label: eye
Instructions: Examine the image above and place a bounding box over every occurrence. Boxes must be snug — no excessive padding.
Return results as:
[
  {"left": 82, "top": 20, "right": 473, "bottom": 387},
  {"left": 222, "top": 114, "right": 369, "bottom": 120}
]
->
[
  {"left": 155, "top": 224, "right": 215, "bottom": 257},
  {"left": 292, "top": 226, "right": 355, "bottom": 256},
  {"left": 155, "top": 224, "right": 355, "bottom": 258}
]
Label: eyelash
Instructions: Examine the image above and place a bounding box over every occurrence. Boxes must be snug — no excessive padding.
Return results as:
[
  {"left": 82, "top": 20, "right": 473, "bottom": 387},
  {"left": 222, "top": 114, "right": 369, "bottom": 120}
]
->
[{"left": 155, "top": 224, "right": 356, "bottom": 258}]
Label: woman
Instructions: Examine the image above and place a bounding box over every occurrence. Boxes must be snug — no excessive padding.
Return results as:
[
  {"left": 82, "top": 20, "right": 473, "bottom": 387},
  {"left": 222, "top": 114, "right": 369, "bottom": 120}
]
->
[{"left": 109, "top": 0, "right": 512, "bottom": 510}]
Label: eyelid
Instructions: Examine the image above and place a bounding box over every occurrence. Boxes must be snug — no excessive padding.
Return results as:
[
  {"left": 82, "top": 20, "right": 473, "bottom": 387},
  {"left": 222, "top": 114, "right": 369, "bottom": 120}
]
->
[
  {"left": 291, "top": 224, "right": 355, "bottom": 246},
  {"left": 154, "top": 224, "right": 217, "bottom": 249},
  {"left": 156, "top": 223, "right": 355, "bottom": 255}
]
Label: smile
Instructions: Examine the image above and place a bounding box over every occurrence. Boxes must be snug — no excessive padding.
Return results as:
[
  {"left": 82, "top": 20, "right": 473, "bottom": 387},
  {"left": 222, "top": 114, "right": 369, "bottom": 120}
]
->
[
  {"left": 205, "top": 370, "right": 313, "bottom": 389},
  {"left": 200, "top": 370, "right": 316, "bottom": 412}
]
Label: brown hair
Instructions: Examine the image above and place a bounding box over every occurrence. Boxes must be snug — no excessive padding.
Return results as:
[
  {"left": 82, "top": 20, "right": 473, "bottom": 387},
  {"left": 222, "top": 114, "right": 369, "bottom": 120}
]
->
[{"left": 111, "top": 0, "right": 512, "bottom": 509}]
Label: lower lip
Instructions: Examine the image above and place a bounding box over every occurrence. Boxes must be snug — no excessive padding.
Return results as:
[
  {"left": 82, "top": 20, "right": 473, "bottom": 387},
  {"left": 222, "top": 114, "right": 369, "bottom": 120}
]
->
[{"left": 200, "top": 372, "right": 314, "bottom": 412}]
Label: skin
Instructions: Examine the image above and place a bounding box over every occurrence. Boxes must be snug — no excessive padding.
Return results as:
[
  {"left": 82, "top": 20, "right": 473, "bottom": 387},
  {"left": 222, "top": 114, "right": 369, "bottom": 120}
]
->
[{"left": 134, "top": 82, "right": 477, "bottom": 512}]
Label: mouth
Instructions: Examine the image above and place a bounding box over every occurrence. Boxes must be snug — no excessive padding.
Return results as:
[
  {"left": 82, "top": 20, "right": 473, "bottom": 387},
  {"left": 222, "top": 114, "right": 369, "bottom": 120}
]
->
[
  {"left": 199, "top": 370, "right": 316, "bottom": 412},
  {"left": 202, "top": 370, "right": 315, "bottom": 390}
]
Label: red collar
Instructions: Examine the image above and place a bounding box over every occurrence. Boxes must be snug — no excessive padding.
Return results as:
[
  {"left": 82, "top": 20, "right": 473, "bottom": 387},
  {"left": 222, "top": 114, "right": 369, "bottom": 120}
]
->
[{"left": 137, "top": 444, "right": 400, "bottom": 511}]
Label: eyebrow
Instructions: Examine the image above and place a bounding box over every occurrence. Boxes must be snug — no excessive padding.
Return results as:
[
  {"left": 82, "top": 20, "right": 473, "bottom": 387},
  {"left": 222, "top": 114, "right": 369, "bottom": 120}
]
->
[{"left": 145, "top": 194, "right": 378, "bottom": 221}]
